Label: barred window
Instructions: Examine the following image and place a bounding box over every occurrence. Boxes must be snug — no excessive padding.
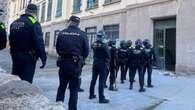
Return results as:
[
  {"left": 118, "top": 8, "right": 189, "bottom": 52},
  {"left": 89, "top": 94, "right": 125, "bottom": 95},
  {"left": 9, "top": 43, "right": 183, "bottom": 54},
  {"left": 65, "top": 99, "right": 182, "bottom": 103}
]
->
[
  {"left": 104, "top": 0, "right": 121, "bottom": 4},
  {"left": 54, "top": 30, "right": 60, "bottom": 47},
  {"left": 85, "top": 27, "right": 97, "bottom": 48},
  {"left": 103, "top": 24, "right": 119, "bottom": 40},
  {"left": 45, "top": 32, "right": 50, "bottom": 47}
]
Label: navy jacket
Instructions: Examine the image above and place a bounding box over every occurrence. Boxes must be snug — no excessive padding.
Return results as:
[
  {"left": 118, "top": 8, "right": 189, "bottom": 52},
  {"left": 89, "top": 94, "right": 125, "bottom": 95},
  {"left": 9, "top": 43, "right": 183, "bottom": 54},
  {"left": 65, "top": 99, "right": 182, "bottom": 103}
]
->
[
  {"left": 9, "top": 14, "right": 47, "bottom": 62},
  {"left": 92, "top": 40, "right": 110, "bottom": 63},
  {"left": 56, "top": 25, "right": 89, "bottom": 60}
]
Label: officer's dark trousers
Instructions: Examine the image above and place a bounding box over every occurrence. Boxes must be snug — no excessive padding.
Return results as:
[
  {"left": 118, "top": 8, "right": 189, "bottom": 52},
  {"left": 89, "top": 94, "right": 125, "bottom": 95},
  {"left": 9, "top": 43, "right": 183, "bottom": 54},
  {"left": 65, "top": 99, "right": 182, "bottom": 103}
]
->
[
  {"left": 143, "top": 63, "right": 152, "bottom": 85},
  {"left": 128, "top": 64, "right": 133, "bottom": 82},
  {"left": 118, "top": 62, "right": 126, "bottom": 82},
  {"left": 56, "top": 60, "right": 79, "bottom": 110},
  {"left": 11, "top": 52, "right": 36, "bottom": 84},
  {"left": 109, "top": 65, "right": 116, "bottom": 87},
  {"left": 124, "top": 63, "right": 129, "bottom": 80},
  {"left": 90, "top": 61, "right": 106, "bottom": 100},
  {"left": 131, "top": 65, "right": 144, "bottom": 89},
  {"left": 104, "top": 67, "right": 109, "bottom": 87}
]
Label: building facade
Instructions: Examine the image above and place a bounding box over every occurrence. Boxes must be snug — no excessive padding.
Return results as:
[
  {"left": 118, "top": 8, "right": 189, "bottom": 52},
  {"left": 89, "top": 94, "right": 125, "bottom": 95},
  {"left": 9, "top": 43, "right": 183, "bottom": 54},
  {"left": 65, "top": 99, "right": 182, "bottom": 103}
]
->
[
  {"left": 9, "top": 0, "right": 195, "bottom": 74},
  {"left": 0, "top": 0, "right": 11, "bottom": 27}
]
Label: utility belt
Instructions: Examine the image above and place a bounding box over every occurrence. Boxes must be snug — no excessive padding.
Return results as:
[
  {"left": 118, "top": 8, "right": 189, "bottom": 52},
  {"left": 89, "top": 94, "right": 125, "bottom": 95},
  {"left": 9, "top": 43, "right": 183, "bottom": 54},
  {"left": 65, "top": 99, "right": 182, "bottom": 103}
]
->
[
  {"left": 11, "top": 50, "right": 36, "bottom": 55},
  {"left": 61, "top": 54, "right": 80, "bottom": 63},
  {"left": 57, "top": 54, "right": 84, "bottom": 69}
]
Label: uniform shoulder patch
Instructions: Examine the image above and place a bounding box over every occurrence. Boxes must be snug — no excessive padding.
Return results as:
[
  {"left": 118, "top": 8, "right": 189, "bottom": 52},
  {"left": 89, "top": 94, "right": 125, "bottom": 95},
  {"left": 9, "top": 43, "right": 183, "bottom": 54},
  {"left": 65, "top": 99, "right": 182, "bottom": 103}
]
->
[
  {"left": 28, "top": 16, "right": 37, "bottom": 24},
  {"left": 0, "top": 23, "right": 5, "bottom": 29}
]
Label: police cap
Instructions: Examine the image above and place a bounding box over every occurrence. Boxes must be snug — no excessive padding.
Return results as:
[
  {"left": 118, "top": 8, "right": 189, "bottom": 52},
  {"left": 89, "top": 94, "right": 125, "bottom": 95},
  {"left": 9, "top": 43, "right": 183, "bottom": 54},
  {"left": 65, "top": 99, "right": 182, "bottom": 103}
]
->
[
  {"left": 69, "top": 16, "right": 80, "bottom": 23},
  {"left": 26, "top": 4, "right": 38, "bottom": 14}
]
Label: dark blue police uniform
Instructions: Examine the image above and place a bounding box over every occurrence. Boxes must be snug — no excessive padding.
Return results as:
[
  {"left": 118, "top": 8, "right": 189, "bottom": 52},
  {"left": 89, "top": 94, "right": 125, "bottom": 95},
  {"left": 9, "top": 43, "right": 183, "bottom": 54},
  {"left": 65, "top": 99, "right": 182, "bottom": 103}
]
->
[
  {"left": 56, "top": 25, "right": 89, "bottom": 110},
  {"left": 0, "top": 22, "right": 7, "bottom": 50},
  {"left": 89, "top": 39, "right": 110, "bottom": 103},
  {"left": 9, "top": 14, "right": 47, "bottom": 83},
  {"left": 118, "top": 46, "right": 128, "bottom": 83},
  {"left": 143, "top": 44, "right": 156, "bottom": 87},
  {"left": 130, "top": 45, "right": 146, "bottom": 92},
  {"left": 109, "top": 42, "right": 118, "bottom": 91}
]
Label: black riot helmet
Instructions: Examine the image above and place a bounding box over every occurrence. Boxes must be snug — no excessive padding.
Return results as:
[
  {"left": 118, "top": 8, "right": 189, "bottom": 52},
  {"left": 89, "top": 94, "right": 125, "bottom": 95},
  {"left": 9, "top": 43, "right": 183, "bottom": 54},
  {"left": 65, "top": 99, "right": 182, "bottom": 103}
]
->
[
  {"left": 135, "top": 39, "right": 143, "bottom": 48},
  {"left": 108, "top": 40, "right": 116, "bottom": 47},
  {"left": 0, "top": 9, "right": 4, "bottom": 16},
  {"left": 126, "top": 40, "right": 132, "bottom": 47},
  {"left": 143, "top": 39, "right": 151, "bottom": 48},
  {"left": 96, "top": 30, "right": 105, "bottom": 42},
  {"left": 120, "top": 40, "right": 126, "bottom": 48}
]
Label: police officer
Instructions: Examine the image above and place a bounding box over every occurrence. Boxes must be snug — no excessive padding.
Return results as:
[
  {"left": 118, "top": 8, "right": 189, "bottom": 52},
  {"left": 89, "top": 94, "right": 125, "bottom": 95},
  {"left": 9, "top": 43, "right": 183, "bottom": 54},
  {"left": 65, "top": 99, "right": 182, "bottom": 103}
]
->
[
  {"left": 125, "top": 40, "right": 133, "bottom": 81},
  {"left": 56, "top": 16, "right": 89, "bottom": 110},
  {"left": 143, "top": 39, "right": 156, "bottom": 88},
  {"left": 108, "top": 40, "right": 118, "bottom": 91},
  {"left": 118, "top": 40, "right": 128, "bottom": 84},
  {"left": 9, "top": 4, "right": 47, "bottom": 84},
  {"left": 89, "top": 31, "right": 110, "bottom": 104},
  {"left": 0, "top": 9, "right": 7, "bottom": 50},
  {"left": 130, "top": 39, "right": 146, "bottom": 92}
]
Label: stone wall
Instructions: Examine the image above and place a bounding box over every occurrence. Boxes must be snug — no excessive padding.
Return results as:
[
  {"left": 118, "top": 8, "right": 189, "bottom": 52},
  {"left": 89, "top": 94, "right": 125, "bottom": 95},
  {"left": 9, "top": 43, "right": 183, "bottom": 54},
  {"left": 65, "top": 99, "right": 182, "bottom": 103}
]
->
[
  {"left": 0, "top": 73, "right": 65, "bottom": 110},
  {"left": 176, "top": 0, "right": 195, "bottom": 74}
]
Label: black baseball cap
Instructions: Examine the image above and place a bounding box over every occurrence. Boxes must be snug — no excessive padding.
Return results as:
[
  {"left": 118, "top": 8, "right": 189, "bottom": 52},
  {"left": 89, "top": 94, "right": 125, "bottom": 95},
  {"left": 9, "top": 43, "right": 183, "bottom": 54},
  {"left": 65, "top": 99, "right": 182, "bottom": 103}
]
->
[
  {"left": 26, "top": 4, "right": 38, "bottom": 14},
  {"left": 69, "top": 16, "right": 80, "bottom": 23}
]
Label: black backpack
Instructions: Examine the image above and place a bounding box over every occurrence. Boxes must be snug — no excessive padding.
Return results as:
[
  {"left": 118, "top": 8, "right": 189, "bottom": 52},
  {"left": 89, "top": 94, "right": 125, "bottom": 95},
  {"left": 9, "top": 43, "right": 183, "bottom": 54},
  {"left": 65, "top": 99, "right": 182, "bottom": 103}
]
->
[{"left": 0, "top": 22, "right": 7, "bottom": 50}]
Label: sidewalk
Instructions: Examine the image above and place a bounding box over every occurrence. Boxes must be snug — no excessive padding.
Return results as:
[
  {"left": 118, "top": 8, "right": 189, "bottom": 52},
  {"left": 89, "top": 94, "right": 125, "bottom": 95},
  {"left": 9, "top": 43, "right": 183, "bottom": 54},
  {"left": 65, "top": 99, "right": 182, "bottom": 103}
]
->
[{"left": 33, "top": 67, "right": 195, "bottom": 110}]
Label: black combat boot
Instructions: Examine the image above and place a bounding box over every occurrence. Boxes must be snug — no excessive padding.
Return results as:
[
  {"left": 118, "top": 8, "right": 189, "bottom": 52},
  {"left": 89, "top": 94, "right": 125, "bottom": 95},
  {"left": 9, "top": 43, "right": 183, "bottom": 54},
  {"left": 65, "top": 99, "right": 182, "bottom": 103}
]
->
[
  {"left": 147, "top": 84, "right": 154, "bottom": 88},
  {"left": 78, "top": 88, "right": 84, "bottom": 92},
  {"left": 89, "top": 94, "right": 96, "bottom": 99},
  {"left": 139, "top": 88, "right": 146, "bottom": 92},
  {"left": 99, "top": 98, "right": 109, "bottom": 104},
  {"left": 129, "top": 83, "right": 133, "bottom": 90},
  {"left": 109, "top": 86, "right": 118, "bottom": 91}
]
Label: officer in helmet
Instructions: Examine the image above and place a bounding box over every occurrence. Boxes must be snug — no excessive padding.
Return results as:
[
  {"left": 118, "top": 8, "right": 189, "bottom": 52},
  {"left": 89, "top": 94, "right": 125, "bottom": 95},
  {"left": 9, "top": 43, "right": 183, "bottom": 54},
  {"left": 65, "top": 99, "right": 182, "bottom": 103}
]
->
[
  {"left": 89, "top": 31, "right": 110, "bottom": 103},
  {"left": 130, "top": 39, "right": 146, "bottom": 92},
  {"left": 124, "top": 40, "right": 133, "bottom": 81},
  {"left": 143, "top": 39, "right": 156, "bottom": 88},
  {"left": 108, "top": 40, "right": 118, "bottom": 91},
  {"left": 118, "top": 40, "right": 128, "bottom": 84}
]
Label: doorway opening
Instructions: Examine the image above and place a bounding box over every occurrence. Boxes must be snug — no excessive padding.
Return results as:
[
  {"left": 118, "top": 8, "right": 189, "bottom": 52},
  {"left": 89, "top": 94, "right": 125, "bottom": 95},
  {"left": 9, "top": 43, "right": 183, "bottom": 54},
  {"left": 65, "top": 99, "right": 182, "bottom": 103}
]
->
[{"left": 153, "top": 18, "right": 176, "bottom": 72}]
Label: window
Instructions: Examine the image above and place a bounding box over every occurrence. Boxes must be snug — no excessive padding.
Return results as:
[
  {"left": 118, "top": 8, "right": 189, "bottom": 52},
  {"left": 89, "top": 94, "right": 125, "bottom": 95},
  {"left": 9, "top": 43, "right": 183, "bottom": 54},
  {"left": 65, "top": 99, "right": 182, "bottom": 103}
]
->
[
  {"left": 103, "top": 24, "right": 119, "bottom": 40},
  {"left": 54, "top": 30, "right": 60, "bottom": 47},
  {"left": 41, "top": 2, "right": 46, "bottom": 23},
  {"left": 85, "top": 27, "right": 97, "bottom": 48},
  {"left": 37, "top": 5, "right": 40, "bottom": 21},
  {"left": 73, "top": 0, "right": 82, "bottom": 13},
  {"left": 45, "top": 32, "right": 50, "bottom": 47},
  {"left": 87, "top": 0, "right": 98, "bottom": 9},
  {"left": 56, "top": 0, "right": 63, "bottom": 17},
  {"left": 104, "top": 0, "right": 121, "bottom": 5},
  {"left": 47, "top": 0, "right": 52, "bottom": 21},
  {"left": 20, "top": 0, "right": 26, "bottom": 10}
]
